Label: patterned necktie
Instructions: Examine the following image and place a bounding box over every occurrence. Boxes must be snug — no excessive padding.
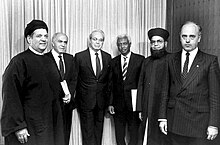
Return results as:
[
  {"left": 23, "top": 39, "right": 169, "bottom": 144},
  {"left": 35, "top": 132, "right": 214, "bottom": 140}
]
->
[
  {"left": 182, "top": 52, "right": 190, "bottom": 80},
  {"left": 122, "top": 56, "right": 128, "bottom": 81},
  {"left": 58, "top": 55, "right": 65, "bottom": 80},
  {"left": 95, "top": 52, "right": 101, "bottom": 78}
]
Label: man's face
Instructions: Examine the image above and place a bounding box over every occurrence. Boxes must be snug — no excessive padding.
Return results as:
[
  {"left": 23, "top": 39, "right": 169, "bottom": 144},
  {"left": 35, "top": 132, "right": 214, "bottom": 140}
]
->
[
  {"left": 180, "top": 23, "right": 201, "bottom": 52},
  {"left": 52, "top": 34, "right": 68, "bottom": 54},
  {"left": 89, "top": 32, "right": 104, "bottom": 51},
  {"left": 117, "top": 38, "right": 131, "bottom": 56},
  {"left": 150, "top": 36, "right": 166, "bottom": 50},
  {"left": 28, "top": 29, "right": 48, "bottom": 53}
]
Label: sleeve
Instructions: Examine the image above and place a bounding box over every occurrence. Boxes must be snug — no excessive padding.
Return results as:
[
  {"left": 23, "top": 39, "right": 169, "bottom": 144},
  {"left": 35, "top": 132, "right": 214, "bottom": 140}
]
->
[
  {"left": 1, "top": 58, "right": 27, "bottom": 136},
  {"left": 158, "top": 57, "right": 170, "bottom": 119},
  {"left": 208, "top": 56, "right": 220, "bottom": 128},
  {"left": 136, "top": 60, "right": 146, "bottom": 112}
]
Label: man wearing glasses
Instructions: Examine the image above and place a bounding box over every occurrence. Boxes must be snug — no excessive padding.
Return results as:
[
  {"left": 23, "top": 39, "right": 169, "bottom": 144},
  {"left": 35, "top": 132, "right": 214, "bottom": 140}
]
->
[
  {"left": 74, "top": 29, "right": 111, "bottom": 145},
  {"left": 136, "top": 28, "right": 169, "bottom": 145},
  {"left": 159, "top": 21, "right": 220, "bottom": 145}
]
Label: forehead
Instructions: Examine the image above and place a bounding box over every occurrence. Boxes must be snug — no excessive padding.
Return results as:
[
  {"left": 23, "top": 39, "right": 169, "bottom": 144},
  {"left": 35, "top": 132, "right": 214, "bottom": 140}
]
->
[
  {"left": 91, "top": 31, "right": 104, "bottom": 38},
  {"left": 33, "top": 29, "right": 48, "bottom": 35},
  {"left": 56, "top": 34, "right": 68, "bottom": 40},
  {"left": 118, "top": 37, "right": 129, "bottom": 42},
  {"left": 181, "top": 23, "right": 199, "bottom": 34},
  {"left": 151, "top": 36, "right": 164, "bottom": 40}
]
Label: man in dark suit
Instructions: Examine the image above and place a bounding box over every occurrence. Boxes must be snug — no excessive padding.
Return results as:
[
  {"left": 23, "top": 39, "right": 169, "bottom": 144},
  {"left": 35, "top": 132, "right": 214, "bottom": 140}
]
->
[
  {"left": 136, "top": 28, "right": 169, "bottom": 145},
  {"left": 74, "top": 29, "right": 111, "bottom": 145},
  {"left": 44, "top": 32, "right": 77, "bottom": 145},
  {"left": 108, "top": 34, "right": 144, "bottom": 145},
  {"left": 159, "top": 21, "right": 220, "bottom": 145}
]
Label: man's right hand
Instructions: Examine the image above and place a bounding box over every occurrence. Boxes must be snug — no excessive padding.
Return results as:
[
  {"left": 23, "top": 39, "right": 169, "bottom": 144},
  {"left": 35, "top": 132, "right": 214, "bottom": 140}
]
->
[
  {"left": 15, "top": 128, "right": 30, "bottom": 144},
  {"left": 159, "top": 121, "right": 168, "bottom": 135},
  {"left": 108, "top": 106, "right": 115, "bottom": 114}
]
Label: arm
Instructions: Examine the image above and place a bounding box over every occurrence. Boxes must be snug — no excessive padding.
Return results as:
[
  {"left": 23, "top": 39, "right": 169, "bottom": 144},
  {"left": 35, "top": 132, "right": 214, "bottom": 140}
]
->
[
  {"left": 1, "top": 58, "right": 28, "bottom": 137},
  {"left": 207, "top": 57, "right": 220, "bottom": 140}
]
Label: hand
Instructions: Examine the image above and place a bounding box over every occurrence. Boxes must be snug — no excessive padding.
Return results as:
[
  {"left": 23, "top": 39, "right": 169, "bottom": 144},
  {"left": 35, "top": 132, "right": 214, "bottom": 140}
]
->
[
  {"left": 159, "top": 121, "right": 168, "bottom": 135},
  {"left": 139, "top": 112, "right": 143, "bottom": 121},
  {"left": 108, "top": 106, "right": 115, "bottom": 114},
  {"left": 207, "top": 126, "right": 218, "bottom": 140},
  {"left": 63, "top": 94, "right": 71, "bottom": 104},
  {"left": 15, "top": 128, "right": 30, "bottom": 144}
]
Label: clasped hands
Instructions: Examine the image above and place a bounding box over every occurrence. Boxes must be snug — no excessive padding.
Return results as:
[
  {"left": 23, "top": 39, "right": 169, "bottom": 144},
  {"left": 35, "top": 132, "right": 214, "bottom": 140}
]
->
[{"left": 159, "top": 121, "right": 218, "bottom": 140}]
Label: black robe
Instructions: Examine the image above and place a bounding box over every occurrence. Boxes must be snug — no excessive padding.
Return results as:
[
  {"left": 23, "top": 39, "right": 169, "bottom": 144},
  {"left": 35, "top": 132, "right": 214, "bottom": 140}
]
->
[
  {"left": 136, "top": 54, "right": 168, "bottom": 145},
  {"left": 1, "top": 49, "right": 65, "bottom": 145}
]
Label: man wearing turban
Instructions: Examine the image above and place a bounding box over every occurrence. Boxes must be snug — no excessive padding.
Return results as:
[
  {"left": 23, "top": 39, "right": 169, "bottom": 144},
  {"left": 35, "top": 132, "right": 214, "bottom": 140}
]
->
[
  {"left": 1, "top": 20, "right": 65, "bottom": 145},
  {"left": 136, "top": 28, "right": 170, "bottom": 145}
]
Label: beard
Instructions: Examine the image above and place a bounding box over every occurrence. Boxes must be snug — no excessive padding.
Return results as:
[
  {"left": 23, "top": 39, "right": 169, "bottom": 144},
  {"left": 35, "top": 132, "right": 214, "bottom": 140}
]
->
[{"left": 150, "top": 48, "right": 167, "bottom": 59}]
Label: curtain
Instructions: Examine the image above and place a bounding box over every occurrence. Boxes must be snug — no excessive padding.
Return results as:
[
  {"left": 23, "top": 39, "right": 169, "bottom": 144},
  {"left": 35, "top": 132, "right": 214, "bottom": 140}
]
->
[{"left": 0, "top": 0, "right": 166, "bottom": 144}]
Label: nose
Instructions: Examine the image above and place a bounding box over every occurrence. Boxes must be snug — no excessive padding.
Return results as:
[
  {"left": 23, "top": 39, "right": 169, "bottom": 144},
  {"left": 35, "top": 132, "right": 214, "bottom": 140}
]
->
[{"left": 185, "top": 37, "right": 190, "bottom": 43}]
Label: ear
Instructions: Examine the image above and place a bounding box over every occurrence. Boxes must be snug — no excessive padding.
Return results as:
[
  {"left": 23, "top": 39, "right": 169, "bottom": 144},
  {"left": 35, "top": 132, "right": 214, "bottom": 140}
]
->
[
  {"left": 26, "top": 36, "right": 32, "bottom": 44},
  {"left": 164, "top": 41, "right": 168, "bottom": 47}
]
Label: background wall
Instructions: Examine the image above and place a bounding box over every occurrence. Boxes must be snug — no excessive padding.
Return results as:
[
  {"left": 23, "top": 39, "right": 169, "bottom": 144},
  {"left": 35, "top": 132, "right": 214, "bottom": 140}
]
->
[{"left": 166, "top": 0, "right": 220, "bottom": 65}]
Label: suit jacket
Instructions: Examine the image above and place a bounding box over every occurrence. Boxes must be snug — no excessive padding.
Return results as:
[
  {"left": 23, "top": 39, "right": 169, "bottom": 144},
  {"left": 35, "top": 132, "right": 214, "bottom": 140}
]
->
[
  {"left": 75, "top": 48, "right": 111, "bottom": 110},
  {"left": 159, "top": 50, "right": 220, "bottom": 138},
  {"left": 44, "top": 51, "right": 77, "bottom": 110},
  {"left": 109, "top": 52, "right": 144, "bottom": 112}
]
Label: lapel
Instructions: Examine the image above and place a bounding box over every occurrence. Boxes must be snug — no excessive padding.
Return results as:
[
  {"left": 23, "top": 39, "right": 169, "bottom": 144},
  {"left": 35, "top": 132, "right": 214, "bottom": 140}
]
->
[
  {"left": 171, "top": 51, "right": 182, "bottom": 85},
  {"left": 85, "top": 49, "right": 96, "bottom": 77},
  {"left": 115, "top": 55, "right": 123, "bottom": 79},
  {"left": 125, "top": 52, "right": 134, "bottom": 80},
  {"left": 63, "top": 54, "right": 69, "bottom": 78},
  {"left": 46, "top": 51, "right": 62, "bottom": 80},
  {"left": 182, "top": 50, "right": 202, "bottom": 88}
]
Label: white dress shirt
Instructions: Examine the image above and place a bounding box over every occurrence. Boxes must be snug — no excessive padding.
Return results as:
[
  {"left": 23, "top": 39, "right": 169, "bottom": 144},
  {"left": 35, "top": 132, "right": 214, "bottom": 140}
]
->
[
  {"left": 89, "top": 48, "right": 103, "bottom": 75},
  {"left": 181, "top": 47, "right": 198, "bottom": 73},
  {"left": 121, "top": 51, "right": 131, "bottom": 70}
]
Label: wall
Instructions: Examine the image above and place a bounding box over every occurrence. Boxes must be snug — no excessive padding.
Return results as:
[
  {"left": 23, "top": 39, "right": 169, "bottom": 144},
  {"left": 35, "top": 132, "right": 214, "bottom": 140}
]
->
[{"left": 166, "top": 0, "right": 220, "bottom": 63}]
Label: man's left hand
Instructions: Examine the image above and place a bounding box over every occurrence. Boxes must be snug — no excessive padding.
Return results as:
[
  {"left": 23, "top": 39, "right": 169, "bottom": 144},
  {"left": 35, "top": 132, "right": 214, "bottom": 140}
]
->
[{"left": 207, "top": 126, "right": 218, "bottom": 140}]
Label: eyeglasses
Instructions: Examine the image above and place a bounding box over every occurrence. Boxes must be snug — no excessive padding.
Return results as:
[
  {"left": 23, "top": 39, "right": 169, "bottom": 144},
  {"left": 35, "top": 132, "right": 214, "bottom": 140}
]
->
[
  {"left": 91, "top": 37, "right": 104, "bottom": 42},
  {"left": 150, "top": 40, "right": 164, "bottom": 45}
]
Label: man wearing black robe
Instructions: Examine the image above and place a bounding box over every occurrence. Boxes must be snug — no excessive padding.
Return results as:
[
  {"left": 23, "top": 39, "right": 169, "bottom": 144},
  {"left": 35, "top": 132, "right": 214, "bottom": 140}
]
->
[
  {"left": 1, "top": 20, "right": 65, "bottom": 145},
  {"left": 136, "top": 28, "right": 170, "bottom": 145}
]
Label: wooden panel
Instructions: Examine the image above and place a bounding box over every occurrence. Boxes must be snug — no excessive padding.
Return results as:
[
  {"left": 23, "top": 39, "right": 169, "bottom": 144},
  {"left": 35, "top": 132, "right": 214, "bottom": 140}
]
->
[{"left": 167, "top": 0, "right": 220, "bottom": 63}]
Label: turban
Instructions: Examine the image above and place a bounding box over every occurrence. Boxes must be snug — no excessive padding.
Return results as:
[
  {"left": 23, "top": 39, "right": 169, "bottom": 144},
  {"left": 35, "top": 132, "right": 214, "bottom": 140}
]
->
[
  {"left": 24, "top": 20, "right": 48, "bottom": 38},
  {"left": 148, "top": 28, "right": 169, "bottom": 41}
]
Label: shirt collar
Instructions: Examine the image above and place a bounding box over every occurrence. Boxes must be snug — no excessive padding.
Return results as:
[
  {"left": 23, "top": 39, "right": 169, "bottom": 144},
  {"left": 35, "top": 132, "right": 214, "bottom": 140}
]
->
[
  {"left": 182, "top": 47, "right": 198, "bottom": 56},
  {"left": 52, "top": 49, "right": 63, "bottom": 58},
  {"left": 121, "top": 51, "right": 131, "bottom": 59},
  {"left": 28, "top": 46, "right": 44, "bottom": 55}
]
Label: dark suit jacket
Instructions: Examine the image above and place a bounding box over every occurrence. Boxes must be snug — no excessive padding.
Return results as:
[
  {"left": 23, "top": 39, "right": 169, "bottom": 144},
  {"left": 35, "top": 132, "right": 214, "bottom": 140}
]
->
[
  {"left": 159, "top": 50, "right": 220, "bottom": 138},
  {"left": 44, "top": 51, "right": 77, "bottom": 110},
  {"left": 75, "top": 48, "right": 111, "bottom": 110},
  {"left": 109, "top": 52, "right": 144, "bottom": 112}
]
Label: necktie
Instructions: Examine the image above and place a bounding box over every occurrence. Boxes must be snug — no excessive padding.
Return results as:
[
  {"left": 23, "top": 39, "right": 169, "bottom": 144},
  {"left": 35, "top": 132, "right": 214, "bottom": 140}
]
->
[
  {"left": 58, "top": 55, "right": 65, "bottom": 80},
  {"left": 182, "top": 52, "right": 190, "bottom": 80},
  {"left": 122, "top": 56, "right": 128, "bottom": 81},
  {"left": 95, "top": 52, "right": 101, "bottom": 78}
]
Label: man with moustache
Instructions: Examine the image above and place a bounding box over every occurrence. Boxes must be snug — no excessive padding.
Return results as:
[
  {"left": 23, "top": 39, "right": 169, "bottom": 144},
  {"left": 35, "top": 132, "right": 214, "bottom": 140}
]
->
[
  {"left": 1, "top": 20, "right": 65, "bottom": 145},
  {"left": 74, "top": 29, "right": 111, "bottom": 145},
  {"left": 136, "top": 28, "right": 169, "bottom": 145},
  {"left": 159, "top": 21, "right": 220, "bottom": 145},
  {"left": 108, "top": 34, "right": 144, "bottom": 145},
  {"left": 44, "top": 32, "right": 77, "bottom": 145}
]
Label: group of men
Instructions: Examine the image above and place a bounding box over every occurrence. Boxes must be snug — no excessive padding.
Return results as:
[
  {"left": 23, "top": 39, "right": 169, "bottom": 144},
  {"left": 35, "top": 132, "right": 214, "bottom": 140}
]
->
[{"left": 1, "top": 19, "right": 220, "bottom": 145}]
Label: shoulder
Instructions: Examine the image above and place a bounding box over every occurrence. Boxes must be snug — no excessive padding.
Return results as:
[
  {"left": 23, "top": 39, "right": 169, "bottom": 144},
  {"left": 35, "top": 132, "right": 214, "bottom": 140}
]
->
[
  {"left": 101, "top": 50, "right": 111, "bottom": 58},
  {"left": 132, "top": 52, "right": 145, "bottom": 59}
]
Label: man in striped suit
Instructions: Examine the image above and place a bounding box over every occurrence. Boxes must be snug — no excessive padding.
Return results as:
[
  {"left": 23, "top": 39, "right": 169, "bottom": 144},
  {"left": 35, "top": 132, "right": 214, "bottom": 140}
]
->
[{"left": 159, "top": 21, "right": 220, "bottom": 145}]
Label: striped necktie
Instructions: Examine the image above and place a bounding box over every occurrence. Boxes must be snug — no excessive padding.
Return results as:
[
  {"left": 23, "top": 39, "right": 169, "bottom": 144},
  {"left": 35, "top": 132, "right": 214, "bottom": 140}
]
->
[{"left": 122, "top": 56, "right": 128, "bottom": 81}]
